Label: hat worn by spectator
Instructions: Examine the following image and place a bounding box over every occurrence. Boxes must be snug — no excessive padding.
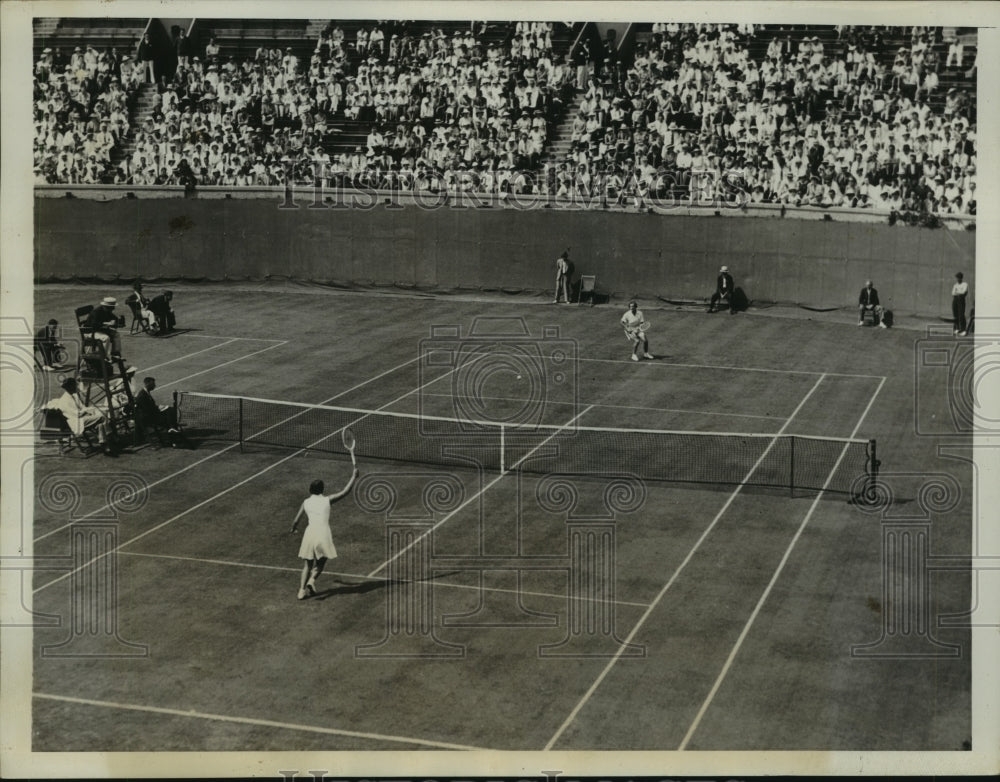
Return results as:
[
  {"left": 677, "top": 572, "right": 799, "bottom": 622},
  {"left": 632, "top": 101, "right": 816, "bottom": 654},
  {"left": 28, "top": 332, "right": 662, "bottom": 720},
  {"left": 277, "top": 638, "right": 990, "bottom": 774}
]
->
[
  {"left": 101, "top": 296, "right": 117, "bottom": 306},
  {"left": 720, "top": 265, "right": 729, "bottom": 273}
]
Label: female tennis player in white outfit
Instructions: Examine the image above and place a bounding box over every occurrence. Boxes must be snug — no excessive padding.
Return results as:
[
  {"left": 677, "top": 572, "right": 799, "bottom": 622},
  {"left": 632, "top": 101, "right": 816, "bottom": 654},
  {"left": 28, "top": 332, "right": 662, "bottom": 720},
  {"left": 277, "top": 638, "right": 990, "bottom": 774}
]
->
[{"left": 290, "top": 469, "right": 359, "bottom": 599}]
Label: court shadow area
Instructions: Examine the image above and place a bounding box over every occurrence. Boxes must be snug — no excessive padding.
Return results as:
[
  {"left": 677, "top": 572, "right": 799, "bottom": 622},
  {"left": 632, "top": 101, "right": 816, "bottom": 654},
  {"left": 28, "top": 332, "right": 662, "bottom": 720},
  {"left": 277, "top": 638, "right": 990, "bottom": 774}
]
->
[{"left": 313, "top": 570, "right": 462, "bottom": 600}]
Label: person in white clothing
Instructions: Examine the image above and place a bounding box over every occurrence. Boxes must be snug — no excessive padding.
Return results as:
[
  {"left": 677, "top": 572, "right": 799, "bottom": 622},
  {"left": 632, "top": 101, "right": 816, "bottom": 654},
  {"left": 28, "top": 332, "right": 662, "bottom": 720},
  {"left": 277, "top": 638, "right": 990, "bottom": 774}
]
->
[
  {"left": 951, "top": 272, "right": 969, "bottom": 335},
  {"left": 39, "top": 377, "right": 111, "bottom": 454},
  {"left": 290, "top": 469, "right": 359, "bottom": 599},
  {"left": 621, "top": 300, "right": 654, "bottom": 361}
]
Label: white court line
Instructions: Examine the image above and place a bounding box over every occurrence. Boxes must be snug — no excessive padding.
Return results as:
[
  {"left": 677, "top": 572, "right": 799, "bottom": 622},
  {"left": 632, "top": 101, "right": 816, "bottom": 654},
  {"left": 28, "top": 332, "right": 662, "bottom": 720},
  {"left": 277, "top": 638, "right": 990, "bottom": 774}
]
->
[
  {"left": 133, "top": 338, "right": 238, "bottom": 373},
  {"left": 119, "top": 550, "right": 653, "bottom": 609},
  {"left": 168, "top": 334, "right": 286, "bottom": 342},
  {"left": 573, "top": 355, "right": 883, "bottom": 380},
  {"left": 157, "top": 340, "right": 290, "bottom": 389},
  {"left": 419, "top": 390, "right": 782, "bottom": 422},
  {"left": 32, "top": 354, "right": 422, "bottom": 544},
  {"left": 33, "top": 693, "right": 484, "bottom": 751},
  {"left": 678, "top": 375, "right": 887, "bottom": 751},
  {"left": 367, "top": 404, "right": 595, "bottom": 579},
  {"left": 543, "top": 373, "right": 829, "bottom": 751},
  {"left": 34, "top": 356, "right": 466, "bottom": 593}
]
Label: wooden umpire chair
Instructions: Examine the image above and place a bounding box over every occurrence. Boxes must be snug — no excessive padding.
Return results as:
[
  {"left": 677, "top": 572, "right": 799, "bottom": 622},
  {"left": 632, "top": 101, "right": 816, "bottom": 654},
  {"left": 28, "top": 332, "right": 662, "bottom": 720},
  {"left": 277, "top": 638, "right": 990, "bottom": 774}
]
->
[
  {"left": 74, "top": 305, "right": 137, "bottom": 444},
  {"left": 578, "top": 275, "right": 597, "bottom": 306},
  {"left": 126, "top": 295, "right": 147, "bottom": 334}
]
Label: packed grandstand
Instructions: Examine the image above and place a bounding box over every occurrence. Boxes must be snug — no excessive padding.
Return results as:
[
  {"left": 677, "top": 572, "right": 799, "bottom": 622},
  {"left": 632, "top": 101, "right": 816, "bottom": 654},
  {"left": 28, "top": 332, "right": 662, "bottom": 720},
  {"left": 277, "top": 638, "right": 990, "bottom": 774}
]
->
[{"left": 32, "top": 19, "right": 977, "bottom": 218}]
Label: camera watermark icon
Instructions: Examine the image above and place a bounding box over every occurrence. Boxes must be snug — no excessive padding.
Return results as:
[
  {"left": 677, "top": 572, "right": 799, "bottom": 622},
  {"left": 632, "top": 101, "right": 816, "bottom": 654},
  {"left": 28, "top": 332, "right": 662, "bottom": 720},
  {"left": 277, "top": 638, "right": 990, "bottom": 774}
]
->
[
  {"left": 1, "top": 317, "right": 81, "bottom": 447},
  {"left": 419, "top": 316, "right": 579, "bottom": 436},
  {"left": 914, "top": 319, "right": 1000, "bottom": 436}
]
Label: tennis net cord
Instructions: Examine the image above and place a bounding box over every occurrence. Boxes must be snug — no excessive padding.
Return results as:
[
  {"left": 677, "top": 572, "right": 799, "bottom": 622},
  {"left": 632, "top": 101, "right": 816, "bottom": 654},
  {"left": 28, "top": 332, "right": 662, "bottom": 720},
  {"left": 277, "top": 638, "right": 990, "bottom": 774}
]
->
[{"left": 176, "top": 391, "right": 878, "bottom": 496}]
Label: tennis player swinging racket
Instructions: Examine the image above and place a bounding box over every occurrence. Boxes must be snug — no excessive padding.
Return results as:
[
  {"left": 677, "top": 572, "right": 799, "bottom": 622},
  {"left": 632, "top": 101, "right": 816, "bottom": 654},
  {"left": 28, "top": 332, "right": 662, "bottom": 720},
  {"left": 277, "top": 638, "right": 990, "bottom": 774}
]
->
[
  {"left": 621, "top": 300, "right": 654, "bottom": 362},
  {"left": 289, "top": 428, "right": 359, "bottom": 600}
]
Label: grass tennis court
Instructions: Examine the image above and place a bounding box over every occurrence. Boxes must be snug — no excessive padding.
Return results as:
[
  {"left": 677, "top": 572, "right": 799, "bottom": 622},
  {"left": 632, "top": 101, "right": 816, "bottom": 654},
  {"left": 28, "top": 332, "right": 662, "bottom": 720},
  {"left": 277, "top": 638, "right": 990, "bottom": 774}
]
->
[{"left": 29, "top": 284, "right": 971, "bottom": 751}]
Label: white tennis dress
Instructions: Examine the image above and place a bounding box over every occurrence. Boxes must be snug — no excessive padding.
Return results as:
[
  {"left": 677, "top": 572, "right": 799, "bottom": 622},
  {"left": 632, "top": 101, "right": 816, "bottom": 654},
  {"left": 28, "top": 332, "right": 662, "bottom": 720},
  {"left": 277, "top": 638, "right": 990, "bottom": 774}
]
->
[{"left": 297, "top": 494, "right": 339, "bottom": 560}]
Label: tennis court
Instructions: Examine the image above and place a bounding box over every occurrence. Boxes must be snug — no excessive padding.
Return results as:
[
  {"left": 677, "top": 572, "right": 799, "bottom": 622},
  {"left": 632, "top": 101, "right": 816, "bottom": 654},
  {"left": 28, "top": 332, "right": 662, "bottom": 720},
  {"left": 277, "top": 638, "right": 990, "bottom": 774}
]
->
[{"left": 29, "top": 284, "right": 971, "bottom": 751}]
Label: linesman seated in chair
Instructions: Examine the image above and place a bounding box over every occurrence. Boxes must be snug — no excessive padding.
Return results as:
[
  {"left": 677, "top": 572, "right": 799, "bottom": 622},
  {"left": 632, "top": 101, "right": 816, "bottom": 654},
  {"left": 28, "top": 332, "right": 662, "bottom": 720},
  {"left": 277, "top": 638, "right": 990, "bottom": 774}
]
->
[
  {"left": 134, "top": 376, "right": 182, "bottom": 444},
  {"left": 85, "top": 296, "right": 126, "bottom": 357},
  {"left": 858, "top": 279, "right": 886, "bottom": 328},
  {"left": 34, "top": 318, "right": 63, "bottom": 371},
  {"left": 39, "top": 377, "right": 113, "bottom": 455},
  {"left": 127, "top": 281, "right": 158, "bottom": 333},
  {"left": 148, "top": 291, "right": 176, "bottom": 334},
  {"left": 708, "top": 265, "right": 736, "bottom": 314}
]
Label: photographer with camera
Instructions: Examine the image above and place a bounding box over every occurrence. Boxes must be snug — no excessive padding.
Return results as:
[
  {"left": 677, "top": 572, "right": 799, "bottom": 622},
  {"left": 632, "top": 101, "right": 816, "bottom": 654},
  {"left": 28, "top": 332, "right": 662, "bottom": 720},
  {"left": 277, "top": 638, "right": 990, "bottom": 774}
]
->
[{"left": 85, "top": 296, "right": 125, "bottom": 358}]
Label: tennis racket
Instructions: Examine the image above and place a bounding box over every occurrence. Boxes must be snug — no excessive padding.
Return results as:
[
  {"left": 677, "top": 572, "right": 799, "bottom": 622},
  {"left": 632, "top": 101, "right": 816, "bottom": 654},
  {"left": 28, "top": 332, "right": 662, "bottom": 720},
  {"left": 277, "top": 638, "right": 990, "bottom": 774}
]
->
[
  {"left": 342, "top": 428, "right": 357, "bottom": 466},
  {"left": 623, "top": 322, "right": 650, "bottom": 341}
]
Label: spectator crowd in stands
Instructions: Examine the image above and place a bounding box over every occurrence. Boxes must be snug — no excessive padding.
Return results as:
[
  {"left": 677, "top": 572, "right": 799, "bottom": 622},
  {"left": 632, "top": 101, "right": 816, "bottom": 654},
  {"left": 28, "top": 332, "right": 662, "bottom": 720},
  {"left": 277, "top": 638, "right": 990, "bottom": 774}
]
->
[{"left": 33, "top": 21, "right": 976, "bottom": 218}]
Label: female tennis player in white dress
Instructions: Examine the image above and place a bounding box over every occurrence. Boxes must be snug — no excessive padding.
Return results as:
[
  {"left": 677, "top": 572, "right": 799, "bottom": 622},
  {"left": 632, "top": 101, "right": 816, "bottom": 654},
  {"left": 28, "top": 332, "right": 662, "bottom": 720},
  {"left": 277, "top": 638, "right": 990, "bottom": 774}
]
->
[{"left": 290, "top": 469, "right": 359, "bottom": 600}]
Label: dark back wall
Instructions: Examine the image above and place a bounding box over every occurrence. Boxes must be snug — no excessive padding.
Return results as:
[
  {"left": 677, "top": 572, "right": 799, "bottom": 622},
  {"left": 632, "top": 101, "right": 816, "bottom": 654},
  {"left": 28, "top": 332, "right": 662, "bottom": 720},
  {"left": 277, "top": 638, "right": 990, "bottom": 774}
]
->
[{"left": 35, "top": 197, "right": 975, "bottom": 317}]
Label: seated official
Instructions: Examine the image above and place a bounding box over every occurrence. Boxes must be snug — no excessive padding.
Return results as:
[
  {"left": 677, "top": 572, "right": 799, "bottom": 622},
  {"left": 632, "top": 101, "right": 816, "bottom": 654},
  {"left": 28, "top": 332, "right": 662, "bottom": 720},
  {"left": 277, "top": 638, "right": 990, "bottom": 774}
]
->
[
  {"left": 39, "top": 377, "right": 112, "bottom": 454},
  {"left": 148, "top": 290, "right": 176, "bottom": 333},
  {"left": 134, "top": 376, "right": 179, "bottom": 434},
  {"left": 85, "top": 296, "right": 125, "bottom": 357},
  {"left": 858, "top": 279, "right": 886, "bottom": 327},
  {"left": 127, "top": 281, "right": 158, "bottom": 331},
  {"left": 34, "top": 318, "right": 61, "bottom": 370},
  {"left": 709, "top": 265, "right": 735, "bottom": 314}
]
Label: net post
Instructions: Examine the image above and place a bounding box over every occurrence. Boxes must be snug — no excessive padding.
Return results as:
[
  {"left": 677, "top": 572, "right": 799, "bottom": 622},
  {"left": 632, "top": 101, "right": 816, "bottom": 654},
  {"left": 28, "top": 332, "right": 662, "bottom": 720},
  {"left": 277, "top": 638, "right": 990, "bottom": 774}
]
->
[
  {"left": 238, "top": 397, "right": 244, "bottom": 453},
  {"left": 867, "top": 438, "right": 878, "bottom": 500},
  {"left": 500, "top": 424, "right": 506, "bottom": 475},
  {"left": 789, "top": 435, "right": 795, "bottom": 498}
]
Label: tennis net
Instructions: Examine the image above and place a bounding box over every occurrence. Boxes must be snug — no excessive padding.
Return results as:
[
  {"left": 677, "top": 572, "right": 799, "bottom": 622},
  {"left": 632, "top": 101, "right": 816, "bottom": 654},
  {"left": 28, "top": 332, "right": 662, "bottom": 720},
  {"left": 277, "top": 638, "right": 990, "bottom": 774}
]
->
[{"left": 176, "top": 391, "right": 877, "bottom": 495}]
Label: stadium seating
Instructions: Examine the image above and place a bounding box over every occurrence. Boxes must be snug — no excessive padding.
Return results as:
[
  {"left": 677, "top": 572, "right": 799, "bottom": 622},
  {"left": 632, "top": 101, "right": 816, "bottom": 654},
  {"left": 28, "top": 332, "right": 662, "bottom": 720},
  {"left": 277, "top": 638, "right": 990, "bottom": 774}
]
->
[{"left": 32, "top": 20, "right": 976, "bottom": 216}]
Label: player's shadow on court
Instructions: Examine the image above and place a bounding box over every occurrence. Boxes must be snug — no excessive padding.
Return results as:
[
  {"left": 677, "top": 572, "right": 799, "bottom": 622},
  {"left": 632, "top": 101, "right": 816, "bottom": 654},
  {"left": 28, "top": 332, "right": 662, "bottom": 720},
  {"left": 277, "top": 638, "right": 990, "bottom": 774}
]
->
[{"left": 313, "top": 571, "right": 461, "bottom": 600}]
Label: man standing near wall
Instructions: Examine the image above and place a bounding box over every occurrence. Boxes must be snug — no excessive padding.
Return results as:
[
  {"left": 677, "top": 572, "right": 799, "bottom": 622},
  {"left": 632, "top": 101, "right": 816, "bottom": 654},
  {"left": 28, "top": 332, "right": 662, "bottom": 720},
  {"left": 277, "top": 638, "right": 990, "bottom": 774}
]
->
[
  {"left": 951, "top": 272, "right": 969, "bottom": 335},
  {"left": 553, "top": 250, "right": 571, "bottom": 303}
]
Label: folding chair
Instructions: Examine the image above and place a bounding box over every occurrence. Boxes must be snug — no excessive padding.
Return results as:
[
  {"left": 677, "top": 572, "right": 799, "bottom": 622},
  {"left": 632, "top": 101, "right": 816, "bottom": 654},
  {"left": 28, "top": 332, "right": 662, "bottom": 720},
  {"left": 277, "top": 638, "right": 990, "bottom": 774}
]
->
[
  {"left": 861, "top": 308, "right": 878, "bottom": 327},
  {"left": 125, "top": 295, "right": 148, "bottom": 335},
  {"left": 38, "top": 409, "right": 100, "bottom": 456},
  {"left": 578, "top": 275, "right": 597, "bottom": 306}
]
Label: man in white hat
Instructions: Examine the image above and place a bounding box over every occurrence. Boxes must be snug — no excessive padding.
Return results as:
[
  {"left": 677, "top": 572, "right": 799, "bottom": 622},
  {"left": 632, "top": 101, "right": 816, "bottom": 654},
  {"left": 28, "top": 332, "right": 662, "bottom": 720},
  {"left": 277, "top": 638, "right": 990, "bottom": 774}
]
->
[
  {"left": 84, "top": 296, "right": 124, "bottom": 357},
  {"left": 708, "top": 265, "right": 736, "bottom": 314}
]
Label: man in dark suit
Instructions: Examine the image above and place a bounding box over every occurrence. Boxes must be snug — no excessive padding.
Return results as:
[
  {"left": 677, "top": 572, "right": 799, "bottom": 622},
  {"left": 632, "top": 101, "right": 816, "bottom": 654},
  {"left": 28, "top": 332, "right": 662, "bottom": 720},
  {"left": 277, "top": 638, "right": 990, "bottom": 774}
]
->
[
  {"left": 708, "top": 265, "right": 736, "bottom": 314},
  {"left": 148, "top": 290, "right": 176, "bottom": 333},
  {"left": 134, "top": 376, "right": 180, "bottom": 436},
  {"left": 858, "top": 279, "right": 885, "bottom": 327}
]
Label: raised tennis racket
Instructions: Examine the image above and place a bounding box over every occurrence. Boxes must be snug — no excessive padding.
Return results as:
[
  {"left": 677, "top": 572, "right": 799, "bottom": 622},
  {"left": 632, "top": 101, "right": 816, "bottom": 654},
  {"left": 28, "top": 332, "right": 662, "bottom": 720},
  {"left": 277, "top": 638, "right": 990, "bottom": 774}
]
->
[
  {"left": 639, "top": 321, "right": 651, "bottom": 332},
  {"left": 342, "top": 428, "right": 357, "bottom": 465}
]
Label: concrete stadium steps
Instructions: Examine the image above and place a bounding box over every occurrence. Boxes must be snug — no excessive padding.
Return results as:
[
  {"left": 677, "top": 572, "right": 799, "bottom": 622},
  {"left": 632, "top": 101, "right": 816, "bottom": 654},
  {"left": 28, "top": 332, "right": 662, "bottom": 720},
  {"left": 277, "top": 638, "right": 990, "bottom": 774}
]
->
[
  {"left": 110, "top": 84, "right": 159, "bottom": 166},
  {"left": 32, "top": 17, "right": 148, "bottom": 60},
  {"left": 194, "top": 18, "right": 313, "bottom": 62},
  {"left": 540, "top": 90, "right": 586, "bottom": 165},
  {"left": 322, "top": 121, "right": 370, "bottom": 157}
]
